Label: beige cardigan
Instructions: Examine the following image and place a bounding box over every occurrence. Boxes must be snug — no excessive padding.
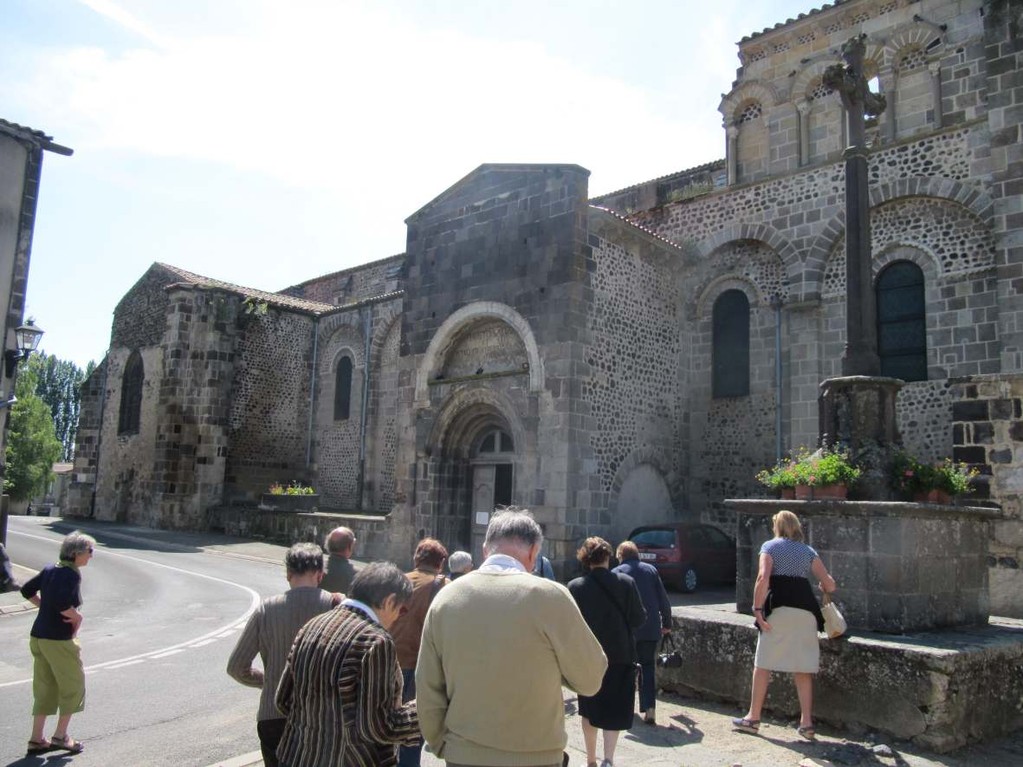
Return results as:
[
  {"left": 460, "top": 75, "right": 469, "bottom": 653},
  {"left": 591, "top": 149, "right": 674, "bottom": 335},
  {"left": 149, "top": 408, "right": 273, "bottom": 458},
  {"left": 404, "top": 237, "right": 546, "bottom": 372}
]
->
[{"left": 416, "top": 570, "right": 607, "bottom": 766}]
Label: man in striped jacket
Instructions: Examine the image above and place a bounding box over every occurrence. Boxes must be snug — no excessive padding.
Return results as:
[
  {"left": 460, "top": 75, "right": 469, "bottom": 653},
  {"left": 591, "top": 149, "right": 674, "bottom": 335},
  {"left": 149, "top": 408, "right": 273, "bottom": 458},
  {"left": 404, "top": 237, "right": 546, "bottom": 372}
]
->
[{"left": 275, "top": 562, "right": 420, "bottom": 767}]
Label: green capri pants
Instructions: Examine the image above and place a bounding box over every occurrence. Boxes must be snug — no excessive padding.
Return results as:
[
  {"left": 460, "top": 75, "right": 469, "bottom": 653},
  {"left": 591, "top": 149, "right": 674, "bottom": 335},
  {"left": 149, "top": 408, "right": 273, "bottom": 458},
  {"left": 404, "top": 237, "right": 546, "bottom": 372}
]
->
[{"left": 29, "top": 637, "right": 86, "bottom": 716}]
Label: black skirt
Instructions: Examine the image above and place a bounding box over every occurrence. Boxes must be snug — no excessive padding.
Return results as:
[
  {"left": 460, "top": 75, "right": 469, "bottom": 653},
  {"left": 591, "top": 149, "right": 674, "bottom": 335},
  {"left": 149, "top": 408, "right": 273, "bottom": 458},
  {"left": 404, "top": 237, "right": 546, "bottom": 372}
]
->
[{"left": 578, "top": 662, "right": 637, "bottom": 730}]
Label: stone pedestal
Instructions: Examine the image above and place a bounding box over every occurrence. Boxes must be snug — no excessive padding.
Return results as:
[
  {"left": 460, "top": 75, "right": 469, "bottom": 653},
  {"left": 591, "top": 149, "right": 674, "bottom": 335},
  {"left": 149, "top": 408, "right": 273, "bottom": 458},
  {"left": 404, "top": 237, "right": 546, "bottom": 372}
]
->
[
  {"left": 819, "top": 375, "right": 904, "bottom": 500},
  {"left": 728, "top": 499, "right": 1000, "bottom": 633}
]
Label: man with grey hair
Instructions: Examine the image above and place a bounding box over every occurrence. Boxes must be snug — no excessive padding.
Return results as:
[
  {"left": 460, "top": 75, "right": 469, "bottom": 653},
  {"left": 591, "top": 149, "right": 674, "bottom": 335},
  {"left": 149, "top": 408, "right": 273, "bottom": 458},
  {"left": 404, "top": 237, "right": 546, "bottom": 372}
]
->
[
  {"left": 227, "top": 543, "right": 335, "bottom": 767},
  {"left": 447, "top": 551, "right": 473, "bottom": 580},
  {"left": 417, "top": 508, "right": 607, "bottom": 767},
  {"left": 321, "top": 526, "right": 356, "bottom": 594}
]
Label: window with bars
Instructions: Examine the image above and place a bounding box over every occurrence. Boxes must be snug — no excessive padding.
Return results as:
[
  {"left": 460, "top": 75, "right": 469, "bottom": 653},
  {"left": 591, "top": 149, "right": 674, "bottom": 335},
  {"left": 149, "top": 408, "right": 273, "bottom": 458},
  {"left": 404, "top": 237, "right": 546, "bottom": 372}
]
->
[
  {"left": 118, "top": 351, "right": 144, "bottom": 435},
  {"left": 876, "top": 261, "right": 927, "bottom": 381},
  {"left": 712, "top": 290, "right": 750, "bottom": 398},
  {"left": 737, "top": 102, "right": 763, "bottom": 124},
  {"left": 334, "top": 355, "right": 353, "bottom": 420}
]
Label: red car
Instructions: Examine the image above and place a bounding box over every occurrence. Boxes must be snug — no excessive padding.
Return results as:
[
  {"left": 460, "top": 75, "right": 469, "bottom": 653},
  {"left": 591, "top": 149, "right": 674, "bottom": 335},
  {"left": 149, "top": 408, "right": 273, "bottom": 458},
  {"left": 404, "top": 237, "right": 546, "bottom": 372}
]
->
[{"left": 627, "top": 523, "right": 736, "bottom": 592}]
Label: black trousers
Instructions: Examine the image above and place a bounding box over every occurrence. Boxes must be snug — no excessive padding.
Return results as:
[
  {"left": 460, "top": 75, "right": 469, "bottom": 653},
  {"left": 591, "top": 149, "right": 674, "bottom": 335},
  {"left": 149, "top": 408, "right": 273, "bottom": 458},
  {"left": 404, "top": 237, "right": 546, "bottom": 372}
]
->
[{"left": 257, "top": 718, "right": 287, "bottom": 767}]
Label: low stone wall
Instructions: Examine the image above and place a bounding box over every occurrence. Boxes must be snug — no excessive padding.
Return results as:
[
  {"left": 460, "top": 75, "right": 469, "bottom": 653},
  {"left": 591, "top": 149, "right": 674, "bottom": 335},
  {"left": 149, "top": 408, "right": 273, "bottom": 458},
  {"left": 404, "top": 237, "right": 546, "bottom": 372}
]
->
[
  {"left": 661, "top": 607, "right": 1023, "bottom": 752},
  {"left": 208, "top": 506, "right": 404, "bottom": 563}
]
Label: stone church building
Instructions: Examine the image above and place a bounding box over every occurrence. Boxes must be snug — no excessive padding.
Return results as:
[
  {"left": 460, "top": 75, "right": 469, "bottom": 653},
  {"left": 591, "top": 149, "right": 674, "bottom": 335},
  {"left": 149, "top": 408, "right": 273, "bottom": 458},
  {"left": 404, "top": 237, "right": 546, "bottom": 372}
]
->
[{"left": 67, "top": 0, "right": 1023, "bottom": 614}]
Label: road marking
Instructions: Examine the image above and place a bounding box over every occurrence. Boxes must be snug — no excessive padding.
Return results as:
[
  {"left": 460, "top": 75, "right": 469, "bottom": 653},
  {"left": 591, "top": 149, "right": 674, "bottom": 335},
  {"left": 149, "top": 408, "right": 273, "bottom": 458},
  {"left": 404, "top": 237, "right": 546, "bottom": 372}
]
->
[
  {"left": 106, "top": 659, "right": 145, "bottom": 669},
  {"left": 151, "top": 649, "right": 185, "bottom": 659},
  {"left": 216, "top": 630, "right": 236, "bottom": 638},
  {"left": 1, "top": 529, "right": 261, "bottom": 689}
]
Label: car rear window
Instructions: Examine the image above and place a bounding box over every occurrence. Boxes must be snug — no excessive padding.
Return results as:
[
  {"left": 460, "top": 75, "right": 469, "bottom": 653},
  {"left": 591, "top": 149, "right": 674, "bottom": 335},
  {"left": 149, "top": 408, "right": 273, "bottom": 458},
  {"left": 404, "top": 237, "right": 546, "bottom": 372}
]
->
[{"left": 632, "top": 529, "right": 676, "bottom": 548}]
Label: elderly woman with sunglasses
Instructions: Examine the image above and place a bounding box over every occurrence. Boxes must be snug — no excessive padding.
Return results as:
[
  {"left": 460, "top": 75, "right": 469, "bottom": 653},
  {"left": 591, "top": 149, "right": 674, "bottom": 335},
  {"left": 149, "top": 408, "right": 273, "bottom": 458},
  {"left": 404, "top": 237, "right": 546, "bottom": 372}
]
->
[{"left": 20, "top": 530, "right": 96, "bottom": 756}]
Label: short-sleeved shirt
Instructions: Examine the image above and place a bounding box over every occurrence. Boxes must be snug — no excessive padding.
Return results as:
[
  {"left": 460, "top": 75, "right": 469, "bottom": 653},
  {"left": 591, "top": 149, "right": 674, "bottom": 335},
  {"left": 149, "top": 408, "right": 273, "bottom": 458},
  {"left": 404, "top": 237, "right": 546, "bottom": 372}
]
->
[
  {"left": 760, "top": 537, "right": 818, "bottom": 579},
  {"left": 21, "top": 563, "right": 82, "bottom": 640}
]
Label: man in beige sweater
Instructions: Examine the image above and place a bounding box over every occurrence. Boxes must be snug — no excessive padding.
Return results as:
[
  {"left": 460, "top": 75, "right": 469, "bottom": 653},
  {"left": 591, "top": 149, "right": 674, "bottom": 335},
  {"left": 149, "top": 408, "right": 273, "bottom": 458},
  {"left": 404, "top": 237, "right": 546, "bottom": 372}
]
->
[{"left": 416, "top": 509, "right": 607, "bottom": 767}]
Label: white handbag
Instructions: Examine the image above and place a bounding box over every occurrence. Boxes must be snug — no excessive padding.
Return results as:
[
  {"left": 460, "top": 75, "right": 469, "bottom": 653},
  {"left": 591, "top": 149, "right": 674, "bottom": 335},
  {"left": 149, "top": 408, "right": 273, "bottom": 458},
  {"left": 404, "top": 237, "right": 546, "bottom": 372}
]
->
[{"left": 821, "top": 591, "right": 847, "bottom": 639}]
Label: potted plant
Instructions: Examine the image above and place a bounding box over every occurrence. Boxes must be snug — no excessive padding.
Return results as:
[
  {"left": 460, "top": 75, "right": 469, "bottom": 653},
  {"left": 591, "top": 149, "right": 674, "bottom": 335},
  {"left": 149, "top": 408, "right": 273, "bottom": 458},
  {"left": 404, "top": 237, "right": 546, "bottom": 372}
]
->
[
  {"left": 756, "top": 456, "right": 799, "bottom": 499},
  {"left": 893, "top": 453, "right": 978, "bottom": 503},
  {"left": 756, "top": 446, "right": 860, "bottom": 500},
  {"left": 792, "top": 446, "right": 861, "bottom": 499},
  {"left": 260, "top": 481, "right": 319, "bottom": 512}
]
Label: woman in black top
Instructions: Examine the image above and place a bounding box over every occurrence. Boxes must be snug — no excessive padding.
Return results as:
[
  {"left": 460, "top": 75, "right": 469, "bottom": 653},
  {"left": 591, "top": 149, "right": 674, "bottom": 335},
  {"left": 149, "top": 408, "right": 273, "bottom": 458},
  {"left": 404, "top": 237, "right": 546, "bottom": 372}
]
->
[
  {"left": 20, "top": 530, "right": 95, "bottom": 755},
  {"left": 568, "top": 537, "right": 646, "bottom": 767}
]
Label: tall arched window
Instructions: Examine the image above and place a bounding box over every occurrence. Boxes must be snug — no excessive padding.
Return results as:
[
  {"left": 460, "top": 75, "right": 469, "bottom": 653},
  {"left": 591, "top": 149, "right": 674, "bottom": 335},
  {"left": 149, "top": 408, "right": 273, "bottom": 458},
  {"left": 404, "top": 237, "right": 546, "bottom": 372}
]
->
[
  {"left": 712, "top": 289, "right": 750, "bottom": 398},
  {"left": 334, "top": 355, "right": 353, "bottom": 421},
  {"left": 877, "top": 261, "right": 927, "bottom": 381},
  {"left": 118, "top": 351, "right": 143, "bottom": 435}
]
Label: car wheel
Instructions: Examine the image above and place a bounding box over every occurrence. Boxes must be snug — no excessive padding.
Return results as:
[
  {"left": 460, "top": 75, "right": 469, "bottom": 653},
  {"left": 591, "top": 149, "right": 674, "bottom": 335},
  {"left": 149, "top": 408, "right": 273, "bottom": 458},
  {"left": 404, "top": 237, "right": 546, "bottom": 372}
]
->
[{"left": 680, "top": 566, "right": 698, "bottom": 593}]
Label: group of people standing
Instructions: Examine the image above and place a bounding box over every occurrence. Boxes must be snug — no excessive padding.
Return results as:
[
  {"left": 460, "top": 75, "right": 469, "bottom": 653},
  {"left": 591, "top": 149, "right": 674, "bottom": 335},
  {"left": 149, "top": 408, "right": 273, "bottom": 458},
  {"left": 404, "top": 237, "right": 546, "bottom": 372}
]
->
[{"left": 226, "top": 509, "right": 675, "bottom": 767}]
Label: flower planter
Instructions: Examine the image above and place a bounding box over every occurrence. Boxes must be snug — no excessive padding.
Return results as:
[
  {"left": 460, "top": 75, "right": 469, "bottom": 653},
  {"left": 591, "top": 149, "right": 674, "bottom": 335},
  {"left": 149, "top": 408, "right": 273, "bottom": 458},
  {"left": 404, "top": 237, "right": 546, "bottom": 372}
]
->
[
  {"left": 794, "top": 485, "right": 813, "bottom": 500},
  {"left": 812, "top": 483, "right": 848, "bottom": 500},
  {"left": 260, "top": 493, "right": 320, "bottom": 512},
  {"left": 779, "top": 488, "right": 796, "bottom": 500},
  {"left": 914, "top": 489, "right": 952, "bottom": 505}
]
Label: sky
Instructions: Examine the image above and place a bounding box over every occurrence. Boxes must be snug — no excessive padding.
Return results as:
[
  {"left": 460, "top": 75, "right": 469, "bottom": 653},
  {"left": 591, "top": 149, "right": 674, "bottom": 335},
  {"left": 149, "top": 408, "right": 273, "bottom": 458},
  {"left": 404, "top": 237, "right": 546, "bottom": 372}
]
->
[{"left": 2, "top": 0, "right": 818, "bottom": 368}]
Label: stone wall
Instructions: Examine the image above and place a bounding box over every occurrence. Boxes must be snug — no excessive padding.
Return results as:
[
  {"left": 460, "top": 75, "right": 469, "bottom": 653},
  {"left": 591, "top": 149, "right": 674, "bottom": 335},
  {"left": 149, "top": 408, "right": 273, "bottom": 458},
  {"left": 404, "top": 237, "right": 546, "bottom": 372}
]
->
[
  {"left": 225, "top": 304, "right": 314, "bottom": 503},
  {"left": 283, "top": 254, "right": 404, "bottom": 306},
  {"left": 583, "top": 226, "right": 681, "bottom": 542},
  {"left": 662, "top": 608, "right": 1023, "bottom": 752},
  {"left": 65, "top": 360, "right": 106, "bottom": 517}
]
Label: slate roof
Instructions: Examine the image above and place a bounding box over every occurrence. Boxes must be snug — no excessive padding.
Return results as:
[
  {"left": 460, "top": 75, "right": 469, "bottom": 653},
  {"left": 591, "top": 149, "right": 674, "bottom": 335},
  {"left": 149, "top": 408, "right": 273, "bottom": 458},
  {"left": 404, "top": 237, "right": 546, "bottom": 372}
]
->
[
  {"left": 741, "top": 1, "right": 850, "bottom": 42},
  {"left": 0, "top": 118, "right": 74, "bottom": 155},
  {"left": 157, "top": 263, "right": 338, "bottom": 314}
]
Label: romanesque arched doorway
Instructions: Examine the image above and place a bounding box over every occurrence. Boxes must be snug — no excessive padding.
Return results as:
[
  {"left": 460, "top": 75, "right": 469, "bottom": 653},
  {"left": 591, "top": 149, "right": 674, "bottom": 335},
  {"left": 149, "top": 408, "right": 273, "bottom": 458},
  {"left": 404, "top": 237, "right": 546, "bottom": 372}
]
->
[{"left": 431, "top": 402, "right": 520, "bottom": 564}]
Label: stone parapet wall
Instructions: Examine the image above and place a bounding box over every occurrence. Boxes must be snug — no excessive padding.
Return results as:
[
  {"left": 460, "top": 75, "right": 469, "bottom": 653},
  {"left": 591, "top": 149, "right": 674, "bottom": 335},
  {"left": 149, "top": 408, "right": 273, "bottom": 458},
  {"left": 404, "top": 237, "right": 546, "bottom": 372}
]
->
[
  {"left": 662, "top": 607, "right": 1023, "bottom": 752},
  {"left": 210, "top": 506, "right": 402, "bottom": 564}
]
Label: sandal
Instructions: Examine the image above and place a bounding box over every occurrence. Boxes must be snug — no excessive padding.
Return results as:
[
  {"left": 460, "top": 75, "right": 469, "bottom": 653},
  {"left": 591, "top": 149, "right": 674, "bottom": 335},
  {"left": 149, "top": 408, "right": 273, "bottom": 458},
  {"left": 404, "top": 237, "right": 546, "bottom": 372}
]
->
[
  {"left": 50, "top": 734, "right": 85, "bottom": 753},
  {"left": 26, "top": 739, "right": 52, "bottom": 755},
  {"left": 797, "top": 725, "right": 816, "bottom": 741},
  {"left": 732, "top": 717, "right": 760, "bottom": 734}
]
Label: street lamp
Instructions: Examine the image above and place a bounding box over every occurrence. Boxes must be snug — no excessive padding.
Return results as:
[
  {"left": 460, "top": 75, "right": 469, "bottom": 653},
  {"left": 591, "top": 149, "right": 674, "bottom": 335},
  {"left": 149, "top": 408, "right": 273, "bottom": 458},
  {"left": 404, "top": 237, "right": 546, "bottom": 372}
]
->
[{"left": 4, "top": 319, "right": 44, "bottom": 377}]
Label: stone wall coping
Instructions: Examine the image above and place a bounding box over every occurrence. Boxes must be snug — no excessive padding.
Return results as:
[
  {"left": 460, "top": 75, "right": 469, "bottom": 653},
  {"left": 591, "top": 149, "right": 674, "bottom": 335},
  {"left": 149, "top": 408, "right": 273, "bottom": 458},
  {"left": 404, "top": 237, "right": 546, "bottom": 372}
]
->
[
  {"left": 675, "top": 606, "right": 1023, "bottom": 657},
  {"left": 220, "top": 506, "right": 388, "bottom": 524},
  {"left": 725, "top": 498, "right": 1003, "bottom": 520}
]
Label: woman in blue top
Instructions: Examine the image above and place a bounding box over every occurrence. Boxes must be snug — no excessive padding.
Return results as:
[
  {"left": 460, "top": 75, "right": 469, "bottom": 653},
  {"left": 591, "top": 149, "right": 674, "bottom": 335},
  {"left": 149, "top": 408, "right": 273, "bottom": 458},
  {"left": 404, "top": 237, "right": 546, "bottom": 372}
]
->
[
  {"left": 20, "top": 530, "right": 95, "bottom": 756},
  {"left": 733, "top": 510, "right": 836, "bottom": 741}
]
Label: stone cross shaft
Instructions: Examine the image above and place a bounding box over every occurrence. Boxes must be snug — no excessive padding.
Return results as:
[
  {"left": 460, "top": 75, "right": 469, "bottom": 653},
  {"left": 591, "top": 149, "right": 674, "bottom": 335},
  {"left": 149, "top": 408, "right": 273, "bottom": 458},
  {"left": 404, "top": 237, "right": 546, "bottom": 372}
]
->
[{"left": 824, "top": 34, "right": 888, "bottom": 376}]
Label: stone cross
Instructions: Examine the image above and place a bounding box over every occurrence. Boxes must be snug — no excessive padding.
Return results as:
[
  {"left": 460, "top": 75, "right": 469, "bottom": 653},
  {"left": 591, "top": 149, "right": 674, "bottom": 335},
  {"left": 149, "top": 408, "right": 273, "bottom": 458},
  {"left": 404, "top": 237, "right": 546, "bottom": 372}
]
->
[{"left": 824, "top": 34, "right": 887, "bottom": 376}]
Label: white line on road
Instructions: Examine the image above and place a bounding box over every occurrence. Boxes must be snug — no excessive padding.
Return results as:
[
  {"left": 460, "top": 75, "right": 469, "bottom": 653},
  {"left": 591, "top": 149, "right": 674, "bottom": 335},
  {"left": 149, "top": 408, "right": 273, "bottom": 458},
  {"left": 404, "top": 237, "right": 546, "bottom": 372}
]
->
[
  {"left": 106, "top": 659, "right": 145, "bottom": 669},
  {"left": 1, "top": 530, "right": 261, "bottom": 689},
  {"left": 190, "top": 639, "right": 217, "bottom": 648},
  {"left": 151, "top": 649, "right": 185, "bottom": 659}
]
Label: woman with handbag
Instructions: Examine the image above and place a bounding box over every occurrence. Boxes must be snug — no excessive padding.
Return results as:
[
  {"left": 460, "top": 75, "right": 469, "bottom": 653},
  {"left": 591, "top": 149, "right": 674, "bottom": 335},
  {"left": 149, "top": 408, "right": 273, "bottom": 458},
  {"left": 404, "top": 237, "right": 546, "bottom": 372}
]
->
[
  {"left": 733, "top": 510, "right": 836, "bottom": 742},
  {"left": 568, "top": 537, "right": 646, "bottom": 767}
]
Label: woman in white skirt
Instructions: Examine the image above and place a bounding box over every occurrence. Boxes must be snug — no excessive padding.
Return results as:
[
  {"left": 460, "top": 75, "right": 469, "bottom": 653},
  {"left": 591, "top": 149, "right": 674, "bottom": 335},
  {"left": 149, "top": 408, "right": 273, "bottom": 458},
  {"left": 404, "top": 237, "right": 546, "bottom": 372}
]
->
[{"left": 733, "top": 510, "right": 836, "bottom": 741}]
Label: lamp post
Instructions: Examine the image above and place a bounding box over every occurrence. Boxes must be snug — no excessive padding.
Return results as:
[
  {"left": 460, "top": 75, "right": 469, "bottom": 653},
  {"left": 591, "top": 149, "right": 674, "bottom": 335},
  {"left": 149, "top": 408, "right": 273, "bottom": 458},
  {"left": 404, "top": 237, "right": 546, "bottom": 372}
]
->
[{"left": 4, "top": 319, "right": 44, "bottom": 379}]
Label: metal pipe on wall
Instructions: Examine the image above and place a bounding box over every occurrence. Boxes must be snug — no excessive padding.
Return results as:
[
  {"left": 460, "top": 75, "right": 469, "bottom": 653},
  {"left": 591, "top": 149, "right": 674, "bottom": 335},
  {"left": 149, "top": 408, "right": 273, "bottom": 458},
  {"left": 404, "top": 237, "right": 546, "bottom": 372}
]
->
[{"left": 772, "top": 295, "right": 783, "bottom": 463}]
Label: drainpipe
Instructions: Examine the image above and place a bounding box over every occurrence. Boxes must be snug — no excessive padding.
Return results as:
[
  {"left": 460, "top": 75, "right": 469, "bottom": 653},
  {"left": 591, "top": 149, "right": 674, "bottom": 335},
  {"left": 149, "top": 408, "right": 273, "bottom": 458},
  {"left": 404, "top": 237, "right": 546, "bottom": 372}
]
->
[
  {"left": 772, "top": 295, "right": 784, "bottom": 463},
  {"left": 357, "top": 307, "right": 373, "bottom": 510},
  {"left": 306, "top": 316, "right": 320, "bottom": 469}
]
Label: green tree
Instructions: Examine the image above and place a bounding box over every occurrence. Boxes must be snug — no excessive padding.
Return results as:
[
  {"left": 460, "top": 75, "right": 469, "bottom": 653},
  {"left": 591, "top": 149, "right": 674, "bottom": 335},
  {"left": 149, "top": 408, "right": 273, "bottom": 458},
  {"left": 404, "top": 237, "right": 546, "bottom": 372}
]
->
[
  {"left": 4, "top": 361, "right": 62, "bottom": 500},
  {"left": 28, "top": 352, "right": 91, "bottom": 462}
]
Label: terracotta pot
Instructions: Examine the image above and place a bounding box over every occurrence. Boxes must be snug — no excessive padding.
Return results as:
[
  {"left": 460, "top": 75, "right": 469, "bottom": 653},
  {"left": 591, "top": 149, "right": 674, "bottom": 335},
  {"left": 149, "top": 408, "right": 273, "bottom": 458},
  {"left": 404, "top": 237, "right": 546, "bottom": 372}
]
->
[
  {"left": 914, "top": 489, "right": 952, "bottom": 505},
  {"left": 794, "top": 485, "right": 812, "bottom": 500},
  {"left": 779, "top": 488, "right": 796, "bottom": 500},
  {"left": 812, "top": 483, "right": 848, "bottom": 500}
]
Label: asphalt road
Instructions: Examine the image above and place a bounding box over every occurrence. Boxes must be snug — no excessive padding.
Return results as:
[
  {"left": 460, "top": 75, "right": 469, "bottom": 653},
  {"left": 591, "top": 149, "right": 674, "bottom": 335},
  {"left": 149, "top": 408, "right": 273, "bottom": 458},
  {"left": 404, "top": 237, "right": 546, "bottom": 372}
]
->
[{"left": 0, "top": 516, "right": 286, "bottom": 767}]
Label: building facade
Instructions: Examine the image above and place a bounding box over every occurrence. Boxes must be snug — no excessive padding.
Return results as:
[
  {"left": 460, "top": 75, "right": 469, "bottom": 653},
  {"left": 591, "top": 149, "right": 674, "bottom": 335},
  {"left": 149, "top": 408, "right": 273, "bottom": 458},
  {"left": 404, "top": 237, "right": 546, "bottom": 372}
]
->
[{"left": 68, "top": 0, "right": 1023, "bottom": 614}]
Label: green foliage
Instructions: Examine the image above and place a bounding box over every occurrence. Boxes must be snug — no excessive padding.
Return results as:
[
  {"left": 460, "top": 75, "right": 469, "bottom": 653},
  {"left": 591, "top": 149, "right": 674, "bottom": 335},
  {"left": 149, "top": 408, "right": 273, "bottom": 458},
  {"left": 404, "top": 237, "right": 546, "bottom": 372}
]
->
[
  {"left": 4, "top": 364, "right": 63, "bottom": 500},
  {"left": 268, "top": 481, "right": 316, "bottom": 496},
  {"left": 28, "top": 352, "right": 92, "bottom": 462},
  {"left": 892, "top": 452, "right": 978, "bottom": 496},
  {"left": 757, "top": 446, "right": 861, "bottom": 490}
]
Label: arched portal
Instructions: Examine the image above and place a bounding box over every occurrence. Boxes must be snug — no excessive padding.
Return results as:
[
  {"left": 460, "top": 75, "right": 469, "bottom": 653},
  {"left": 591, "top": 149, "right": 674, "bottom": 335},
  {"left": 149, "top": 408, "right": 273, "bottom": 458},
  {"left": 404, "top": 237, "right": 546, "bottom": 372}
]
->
[{"left": 430, "top": 396, "right": 523, "bottom": 564}]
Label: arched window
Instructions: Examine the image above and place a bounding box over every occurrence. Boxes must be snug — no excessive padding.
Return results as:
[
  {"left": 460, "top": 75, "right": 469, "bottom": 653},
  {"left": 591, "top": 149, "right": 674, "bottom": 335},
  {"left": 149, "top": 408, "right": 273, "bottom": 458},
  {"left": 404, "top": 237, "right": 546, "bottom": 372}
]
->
[
  {"left": 118, "top": 351, "right": 143, "bottom": 435},
  {"left": 712, "top": 290, "right": 750, "bottom": 398},
  {"left": 334, "top": 355, "right": 353, "bottom": 421},
  {"left": 877, "top": 261, "right": 927, "bottom": 381},
  {"left": 476, "top": 429, "right": 514, "bottom": 455}
]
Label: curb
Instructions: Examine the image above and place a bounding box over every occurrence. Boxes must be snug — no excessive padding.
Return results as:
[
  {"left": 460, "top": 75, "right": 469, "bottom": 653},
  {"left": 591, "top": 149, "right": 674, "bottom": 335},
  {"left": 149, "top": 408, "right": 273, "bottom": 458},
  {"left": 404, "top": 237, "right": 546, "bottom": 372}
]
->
[{"left": 202, "top": 750, "right": 263, "bottom": 767}]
